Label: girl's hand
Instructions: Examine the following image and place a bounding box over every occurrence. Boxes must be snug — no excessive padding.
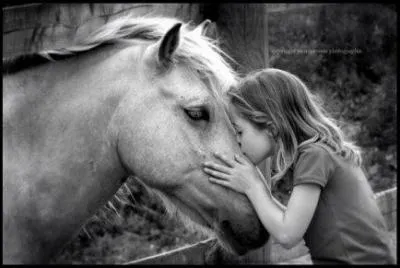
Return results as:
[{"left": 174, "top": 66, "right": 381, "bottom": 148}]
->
[{"left": 203, "top": 152, "right": 266, "bottom": 195}]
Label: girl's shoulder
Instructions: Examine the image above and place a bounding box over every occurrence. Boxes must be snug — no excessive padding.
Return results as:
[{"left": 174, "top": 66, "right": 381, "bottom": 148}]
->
[
  {"left": 298, "top": 142, "right": 336, "bottom": 159},
  {"left": 291, "top": 142, "right": 339, "bottom": 188},
  {"left": 287, "top": 142, "right": 333, "bottom": 172},
  {"left": 295, "top": 142, "right": 340, "bottom": 172}
]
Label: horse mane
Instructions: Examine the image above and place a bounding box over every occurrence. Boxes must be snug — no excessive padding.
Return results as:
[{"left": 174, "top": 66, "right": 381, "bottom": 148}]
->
[{"left": 3, "top": 15, "right": 238, "bottom": 98}]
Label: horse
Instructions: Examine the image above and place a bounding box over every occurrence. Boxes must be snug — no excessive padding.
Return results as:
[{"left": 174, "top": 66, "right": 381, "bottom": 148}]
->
[{"left": 3, "top": 16, "right": 269, "bottom": 264}]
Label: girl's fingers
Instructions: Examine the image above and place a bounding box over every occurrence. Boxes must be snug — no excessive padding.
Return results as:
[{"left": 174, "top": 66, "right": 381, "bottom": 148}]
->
[
  {"left": 234, "top": 154, "right": 246, "bottom": 164},
  {"left": 235, "top": 154, "right": 254, "bottom": 167},
  {"left": 203, "top": 168, "right": 230, "bottom": 180},
  {"left": 213, "top": 152, "right": 236, "bottom": 167},
  {"left": 209, "top": 177, "right": 231, "bottom": 188},
  {"left": 203, "top": 162, "right": 231, "bottom": 174},
  {"left": 241, "top": 153, "right": 255, "bottom": 165}
]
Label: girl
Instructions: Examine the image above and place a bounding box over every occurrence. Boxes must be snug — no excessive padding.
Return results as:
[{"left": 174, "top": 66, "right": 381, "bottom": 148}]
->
[{"left": 203, "top": 68, "right": 395, "bottom": 264}]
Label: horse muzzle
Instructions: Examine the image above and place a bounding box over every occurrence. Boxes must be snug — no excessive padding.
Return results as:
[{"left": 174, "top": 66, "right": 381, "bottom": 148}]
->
[{"left": 215, "top": 218, "right": 269, "bottom": 255}]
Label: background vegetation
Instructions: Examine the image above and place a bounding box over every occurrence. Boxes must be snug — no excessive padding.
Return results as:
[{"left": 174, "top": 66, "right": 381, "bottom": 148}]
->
[{"left": 53, "top": 4, "right": 397, "bottom": 264}]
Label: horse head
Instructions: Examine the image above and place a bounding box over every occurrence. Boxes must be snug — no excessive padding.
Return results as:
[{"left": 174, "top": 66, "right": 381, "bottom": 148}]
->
[
  {"left": 109, "top": 17, "right": 269, "bottom": 254},
  {"left": 2, "top": 16, "right": 268, "bottom": 263}
]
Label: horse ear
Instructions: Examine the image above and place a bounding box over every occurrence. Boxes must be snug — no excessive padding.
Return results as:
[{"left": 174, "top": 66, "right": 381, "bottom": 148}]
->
[
  {"left": 193, "top": 19, "right": 211, "bottom": 35},
  {"left": 194, "top": 19, "right": 218, "bottom": 39},
  {"left": 157, "top": 23, "right": 182, "bottom": 68}
]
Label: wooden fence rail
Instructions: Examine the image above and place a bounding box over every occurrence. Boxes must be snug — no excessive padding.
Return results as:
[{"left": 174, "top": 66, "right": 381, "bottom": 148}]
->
[{"left": 125, "top": 187, "right": 397, "bottom": 264}]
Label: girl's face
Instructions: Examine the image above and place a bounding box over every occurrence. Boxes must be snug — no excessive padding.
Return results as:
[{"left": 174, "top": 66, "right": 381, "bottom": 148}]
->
[{"left": 230, "top": 106, "right": 276, "bottom": 165}]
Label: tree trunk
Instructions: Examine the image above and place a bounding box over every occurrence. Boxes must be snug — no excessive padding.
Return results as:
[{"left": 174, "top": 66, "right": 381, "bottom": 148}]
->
[{"left": 200, "top": 4, "right": 269, "bottom": 74}]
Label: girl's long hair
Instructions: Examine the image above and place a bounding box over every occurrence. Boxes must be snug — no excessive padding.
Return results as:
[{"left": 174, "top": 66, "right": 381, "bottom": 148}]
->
[{"left": 228, "top": 68, "right": 362, "bottom": 184}]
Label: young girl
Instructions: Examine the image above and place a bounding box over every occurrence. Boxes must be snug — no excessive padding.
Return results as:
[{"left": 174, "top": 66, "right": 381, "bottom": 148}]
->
[{"left": 203, "top": 68, "right": 395, "bottom": 264}]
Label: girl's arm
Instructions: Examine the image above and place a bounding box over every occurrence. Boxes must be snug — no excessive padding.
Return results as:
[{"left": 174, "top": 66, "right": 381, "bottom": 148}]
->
[
  {"left": 255, "top": 167, "right": 287, "bottom": 211},
  {"left": 204, "top": 152, "right": 321, "bottom": 249},
  {"left": 248, "top": 182, "right": 321, "bottom": 249}
]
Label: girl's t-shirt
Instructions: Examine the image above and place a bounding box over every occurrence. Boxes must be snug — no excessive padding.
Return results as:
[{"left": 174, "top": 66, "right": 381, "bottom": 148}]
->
[{"left": 290, "top": 142, "right": 395, "bottom": 264}]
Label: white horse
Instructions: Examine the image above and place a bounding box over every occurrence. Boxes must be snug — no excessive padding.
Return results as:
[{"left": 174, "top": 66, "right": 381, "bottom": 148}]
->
[{"left": 3, "top": 16, "right": 269, "bottom": 264}]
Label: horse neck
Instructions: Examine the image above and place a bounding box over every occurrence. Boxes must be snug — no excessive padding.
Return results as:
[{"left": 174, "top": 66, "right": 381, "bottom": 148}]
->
[
  {"left": 4, "top": 45, "right": 131, "bottom": 151},
  {"left": 3, "top": 45, "right": 135, "bottom": 264}
]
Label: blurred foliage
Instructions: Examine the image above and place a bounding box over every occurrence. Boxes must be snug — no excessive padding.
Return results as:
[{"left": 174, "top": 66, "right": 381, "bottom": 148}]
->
[
  {"left": 268, "top": 3, "right": 396, "bottom": 202},
  {"left": 53, "top": 4, "right": 397, "bottom": 263}
]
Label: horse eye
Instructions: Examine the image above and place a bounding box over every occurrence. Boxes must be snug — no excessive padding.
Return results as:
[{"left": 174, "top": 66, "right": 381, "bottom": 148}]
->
[{"left": 185, "top": 108, "right": 209, "bottom": 121}]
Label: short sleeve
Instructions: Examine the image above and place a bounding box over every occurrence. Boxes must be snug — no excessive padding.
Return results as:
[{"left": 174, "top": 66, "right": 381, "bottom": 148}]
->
[{"left": 293, "top": 144, "right": 335, "bottom": 188}]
